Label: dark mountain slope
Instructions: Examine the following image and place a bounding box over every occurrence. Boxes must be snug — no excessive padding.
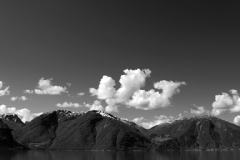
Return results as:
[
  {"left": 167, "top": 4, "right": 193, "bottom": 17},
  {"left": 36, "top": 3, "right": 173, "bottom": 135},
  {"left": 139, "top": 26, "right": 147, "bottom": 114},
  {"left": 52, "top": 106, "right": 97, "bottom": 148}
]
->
[
  {"left": 12, "top": 110, "right": 83, "bottom": 149},
  {"left": 12, "top": 111, "right": 59, "bottom": 149},
  {"left": 50, "top": 110, "right": 151, "bottom": 150},
  {"left": 0, "top": 119, "right": 25, "bottom": 150},
  {"left": 148, "top": 115, "right": 240, "bottom": 150},
  {"left": 12, "top": 110, "right": 151, "bottom": 150}
]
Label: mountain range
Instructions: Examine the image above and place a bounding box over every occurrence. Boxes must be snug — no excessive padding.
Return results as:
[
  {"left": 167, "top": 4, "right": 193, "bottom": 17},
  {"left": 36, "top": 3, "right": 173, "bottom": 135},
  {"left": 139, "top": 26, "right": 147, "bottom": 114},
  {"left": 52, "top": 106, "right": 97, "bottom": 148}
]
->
[{"left": 1, "top": 110, "right": 240, "bottom": 151}]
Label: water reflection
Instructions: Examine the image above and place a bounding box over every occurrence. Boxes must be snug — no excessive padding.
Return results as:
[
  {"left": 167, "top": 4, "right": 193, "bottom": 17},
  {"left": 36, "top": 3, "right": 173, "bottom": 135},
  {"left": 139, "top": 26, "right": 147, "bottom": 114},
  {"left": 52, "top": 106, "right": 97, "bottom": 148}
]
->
[{"left": 1, "top": 150, "right": 240, "bottom": 160}]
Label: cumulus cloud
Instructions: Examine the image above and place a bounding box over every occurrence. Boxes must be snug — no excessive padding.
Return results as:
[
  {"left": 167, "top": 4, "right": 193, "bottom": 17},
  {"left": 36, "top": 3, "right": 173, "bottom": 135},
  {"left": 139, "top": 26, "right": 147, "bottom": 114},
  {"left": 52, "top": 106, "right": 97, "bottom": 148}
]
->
[
  {"left": 89, "top": 69, "right": 185, "bottom": 112},
  {"left": 127, "top": 80, "right": 186, "bottom": 110},
  {"left": 105, "top": 99, "right": 119, "bottom": 113},
  {"left": 0, "top": 104, "right": 42, "bottom": 122},
  {"left": 25, "top": 78, "right": 67, "bottom": 95},
  {"left": 190, "top": 104, "right": 206, "bottom": 115},
  {"left": 10, "top": 96, "right": 28, "bottom": 101},
  {"left": 56, "top": 102, "right": 81, "bottom": 108},
  {"left": 233, "top": 115, "right": 240, "bottom": 126},
  {"left": 90, "top": 76, "right": 116, "bottom": 99},
  {"left": 132, "top": 115, "right": 174, "bottom": 129},
  {"left": 211, "top": 90, "right": 240, "bottom": 116},
  {"left": 114, "top": 69, "right": 151, "bottom": 103},
  {"left": 77, "top": 92, "right": 85, "bottom": 96},
  {"left": 84, "top": 100, "right": 104, "bottom": 111},
  {"left": 0, "top": 81, "right": 10, "bottom": 96}
]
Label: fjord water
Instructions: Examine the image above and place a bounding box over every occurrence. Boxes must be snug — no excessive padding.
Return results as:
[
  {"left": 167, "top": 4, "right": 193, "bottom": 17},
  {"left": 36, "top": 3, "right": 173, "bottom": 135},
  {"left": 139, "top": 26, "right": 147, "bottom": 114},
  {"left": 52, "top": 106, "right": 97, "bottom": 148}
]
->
[{"left": 1, "top": 150, "right": 240, "bottom": 160}]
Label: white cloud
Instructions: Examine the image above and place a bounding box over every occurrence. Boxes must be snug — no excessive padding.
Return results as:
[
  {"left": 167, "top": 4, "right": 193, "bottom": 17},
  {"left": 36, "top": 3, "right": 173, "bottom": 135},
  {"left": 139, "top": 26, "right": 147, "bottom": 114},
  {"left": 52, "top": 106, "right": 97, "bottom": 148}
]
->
[
  {"left": 24, "top": 90, "right": 33, "bottom": 94},
  {"left": 154, "top": 80, "right": 186, "bottom": 98},
  {"left": 211, "top": 90, "right": 240, "bottom": 116},
  {"left": 77, "top": 92, "right": 85, "bottom": 96},
  {"left": 114, "top": 69, "right": 151, "bottom": 103},
  {"left": 89, "top": 69, "right": 185, "bottom": 112},
  {"left": 90, "top": 76, "right": 116, "bottom": 99},
  {"left": 233, "top": 115, "right": 240, "bottom": 126},
  {"left": 84, "top": 100, "right": 104, "bottom": 111},
  {"left": 105, "top": 99, "right": 119, "bottom": 113},
  {"left": 190, "top": 104, "right": 206, "bottom": 115},
  {"left": 179, "top": 113, "right": 183, "bottom": 118},
  {"left": 0, "top": 104, "right": 42, "bottom": 122},
  {"left": 56, "top": 102, "right": 81, "bottom": 108},
  {"left": 132, "top": 115, "right": 174, "bottom": 129},
  {"left": 25, "top": 78, "right": 67, "bottom": 95},
  {"left": 127, "top": 80, "right": 185, "bottom": 110},
  {"left": 10, "top": 96, "right": 28, "bottom": 101},
  {"left": 211, "top": 108, "right": 228, "bottom": 116},
  {"left": 0, "top": 81, "right": 10, "bottom": 96}
]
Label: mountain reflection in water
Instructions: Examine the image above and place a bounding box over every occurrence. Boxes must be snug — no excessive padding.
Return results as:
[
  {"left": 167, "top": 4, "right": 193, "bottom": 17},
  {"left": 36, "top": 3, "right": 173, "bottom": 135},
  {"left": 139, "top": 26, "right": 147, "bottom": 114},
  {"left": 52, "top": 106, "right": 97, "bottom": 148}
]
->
[{"left": 1, "top": 150, "right": 240, "bottom": 160}]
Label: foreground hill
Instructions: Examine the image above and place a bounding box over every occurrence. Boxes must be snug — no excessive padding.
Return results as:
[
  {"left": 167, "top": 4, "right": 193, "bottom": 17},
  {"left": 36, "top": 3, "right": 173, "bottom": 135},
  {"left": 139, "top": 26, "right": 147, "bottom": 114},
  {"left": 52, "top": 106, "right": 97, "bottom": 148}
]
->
[
  {"left": 0, "top": 119, "right": 25, "bottom": 150},
  {"left": 12, "top": 110, "right": 151, "bottom": 150},
  {"left": 149, "top": 115, "right": 240, "bottom": 150}
]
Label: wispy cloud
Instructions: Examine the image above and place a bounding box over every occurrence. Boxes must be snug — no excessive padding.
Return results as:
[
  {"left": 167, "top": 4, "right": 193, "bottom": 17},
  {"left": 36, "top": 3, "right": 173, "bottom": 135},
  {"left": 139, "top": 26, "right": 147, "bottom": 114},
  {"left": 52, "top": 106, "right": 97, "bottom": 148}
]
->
[
  {"left": 10, "top": 96, "right": 28, "bottom": 101},
  {"left": 84, "top": 100, "right": 104, "bottom": 111},
  {"left": 77, "top": 92, "right": 85, "bottom": 96},
  {"left": 190, "top": 104, "right": 207, "bottom": 115},
  {"left": 56, "top": 102, "right": 81, "bottom": 108},
  {"left": 25, "top": 78, "right": 67, "bottom": 95},
  {"left": 0, "top": 81, "right": 10, "bottom": 96}
]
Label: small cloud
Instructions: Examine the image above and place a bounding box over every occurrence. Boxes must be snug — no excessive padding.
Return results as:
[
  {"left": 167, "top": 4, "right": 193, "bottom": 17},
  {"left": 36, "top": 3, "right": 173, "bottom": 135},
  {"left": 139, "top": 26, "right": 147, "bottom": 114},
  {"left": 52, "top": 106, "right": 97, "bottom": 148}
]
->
[
  {"left": 66, "top": 83, "right": 72, "bottom": 87},
  {"left": 233, "top": 115, "right": 240, "bottom": 126},
  {"left": 77, "top": 92, "right": 85, "bottom": 96},
  {"left": 10, "top": 96, "right": 28, "bottom": 101},
  {"left": 132, "top": 115, "right": 175, "bottom": 129},
  {"left": 211, "top": 90, "right": 240, "bottom": 116},
  {"left": 179, "top": 113, "right": 183, "bottom": 118},
  {"left": 25, "top": 78, "right": 67, "bottom": 95},
  {"left": 0, "top": 104, "right": 42, "bottom": 122},
  {"left": 84, "top": 100, "right": 104, "bottom": 111},
  {"left": 24, "top": 90, "right": 33, "bottom": 94},
  {"left": 56, "top": 102, "right": 81, "bottom": 108},
  {"left": 0, "top": 81, "right": 10, "bottom": 96},
  {"left": 190, "top": 104, "right": 206, "bottom": 115}
]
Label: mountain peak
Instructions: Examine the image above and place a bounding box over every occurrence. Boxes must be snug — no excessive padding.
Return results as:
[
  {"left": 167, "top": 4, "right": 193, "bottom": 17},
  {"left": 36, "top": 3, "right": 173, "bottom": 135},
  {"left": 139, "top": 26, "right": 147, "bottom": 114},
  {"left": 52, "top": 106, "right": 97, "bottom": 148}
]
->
[{"left": 0, "top": 114, "right": 24, "bottom": 126}]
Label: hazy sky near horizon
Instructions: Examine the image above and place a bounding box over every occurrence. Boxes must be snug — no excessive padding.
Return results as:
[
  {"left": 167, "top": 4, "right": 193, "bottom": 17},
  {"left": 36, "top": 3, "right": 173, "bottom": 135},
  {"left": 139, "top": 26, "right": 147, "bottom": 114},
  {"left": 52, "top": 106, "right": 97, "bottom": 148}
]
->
[{"left": 1, "top": 0, "right": 240, "bottom": 128}]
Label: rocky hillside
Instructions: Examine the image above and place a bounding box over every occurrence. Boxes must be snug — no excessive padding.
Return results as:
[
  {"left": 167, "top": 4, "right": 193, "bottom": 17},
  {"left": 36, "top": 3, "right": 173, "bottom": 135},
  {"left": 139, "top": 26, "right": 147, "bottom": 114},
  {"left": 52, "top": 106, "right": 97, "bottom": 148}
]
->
[
  {"left": 0, "top": 119, "right": 25, "bottom": 150},
  {"left": 2, "top": 111, "right": 240, "bottom": 151},
  {"left": 0, "top": 114, "right": 25, "bottom": 130},
  {"left": 12, "top": 110, "right": 151, "bottom": 150},
  {"left": 149, "top": 115, "right": 240, "bottom": 150}
]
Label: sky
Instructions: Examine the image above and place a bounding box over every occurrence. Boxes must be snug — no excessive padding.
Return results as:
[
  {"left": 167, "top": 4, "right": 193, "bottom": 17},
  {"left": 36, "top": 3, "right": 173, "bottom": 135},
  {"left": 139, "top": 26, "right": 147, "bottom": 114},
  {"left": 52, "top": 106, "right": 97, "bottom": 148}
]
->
[{"left": 0, "top": 0, "right": 240, "bottom": 128}]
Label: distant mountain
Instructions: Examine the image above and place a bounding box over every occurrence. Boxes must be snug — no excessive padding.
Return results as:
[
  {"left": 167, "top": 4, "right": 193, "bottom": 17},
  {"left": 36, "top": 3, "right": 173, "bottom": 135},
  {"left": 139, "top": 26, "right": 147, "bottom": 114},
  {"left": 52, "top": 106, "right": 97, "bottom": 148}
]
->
[
  {"left": 0, "top": 114, "right": 25, "bottom": 130},
  {"left": 2, "top": 111, "right": 240, "bottom": 151},
  {"left": 0, "top": 119, "right": 25, "bottom": 150},
  {"left": 148, "top": 115, "right": 240, "bottom": 150},
  {"left": 12, "top": 110, "right": 151, "bottom": 150}
]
